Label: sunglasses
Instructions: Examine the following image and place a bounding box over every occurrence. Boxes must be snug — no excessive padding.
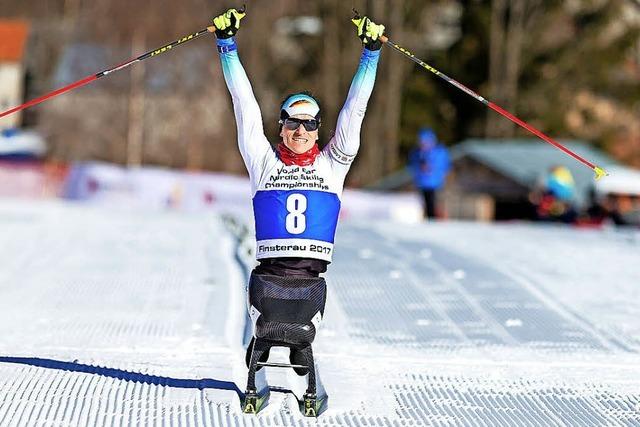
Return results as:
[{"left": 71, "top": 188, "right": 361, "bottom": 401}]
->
[{"left": 281, "top": 117, "right": 320, "bottom": 132}]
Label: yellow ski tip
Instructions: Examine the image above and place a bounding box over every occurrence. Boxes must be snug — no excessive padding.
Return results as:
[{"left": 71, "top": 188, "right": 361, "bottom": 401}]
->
[{"left": 593, "top": 166, "right": 608, "bottom": 180}]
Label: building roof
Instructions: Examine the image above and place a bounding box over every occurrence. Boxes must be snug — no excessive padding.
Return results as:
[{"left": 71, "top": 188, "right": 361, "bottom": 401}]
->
[
  {"left": 451, "top": 139, "right": 621, "bottom": 206},
  {"left": 594, "top": 165, "right": 640, "bottom": 196},
  {"left": 370, "top": 138, "right": 624, "bottom": 206},
  {"left": 0, "top": 20, "right": 29, "bottom": 62}
]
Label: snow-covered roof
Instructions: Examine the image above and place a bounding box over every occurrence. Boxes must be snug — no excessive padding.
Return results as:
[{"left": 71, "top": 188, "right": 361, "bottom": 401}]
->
[
  {"left": 452, "top": 139, "right": 620, "bottom": 206},
  {"left": 594, "top": 165, "right": 640, "bottom": 195},
  {"left": 452, "top": 139, "right": 618, "bottom": 186}
]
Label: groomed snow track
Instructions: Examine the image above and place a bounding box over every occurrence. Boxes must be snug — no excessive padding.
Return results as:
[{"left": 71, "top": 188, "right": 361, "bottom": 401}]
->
[{"left": 0, "top": 199, "right": 638, "bottom": 426}]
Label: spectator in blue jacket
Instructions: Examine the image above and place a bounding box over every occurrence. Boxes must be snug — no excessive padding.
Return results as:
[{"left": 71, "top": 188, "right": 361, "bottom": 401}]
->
[{"left": 408, "top": 128, "right": 450, "bottom": 219}]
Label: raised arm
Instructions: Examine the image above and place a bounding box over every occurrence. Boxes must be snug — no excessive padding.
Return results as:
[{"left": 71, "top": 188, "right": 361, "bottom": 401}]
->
[
  {"left": 214, "top": 9, "right": 271, "bottom": 178},
  {"left": 324, "top": 16, "right": 383, "bottom": 169}
]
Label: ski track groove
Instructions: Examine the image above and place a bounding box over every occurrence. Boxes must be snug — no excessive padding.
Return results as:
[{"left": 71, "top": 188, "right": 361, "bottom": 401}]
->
[
  {"left": 75, "top": 373, "right": 96, "bottom": 427},
  {"left": 116, "top": 374, "right": 129, "bottom": 427},
  {"left": 135, "top": 380, "right": 144, "bottom": 427},
  {"left": 125, "top": 380, "right": 134, "bottom": 427},
  {"left": 153, "top": 381, "right": 161, "bottom": 427},
  {"left": 400, "top": 258, "right": 476, "bottom": 348},
  {"left": 422, "top": 255, "right": 519, "bottom": 347},
  {"left": 29, "top": 371, "right": 52, "bottom": 426},
  {"left": 16, "top": 368, "right": 38, "bottom": 426},
  {"left": 63, "top": 371, "right": 81, "bottom": 426},
  {"left": 59, "top": 368, "right": 82, "bottom": 425},
  {"left": 41, "top": 369, "right": 63, "bottom": 424},
  {"left": 34, "top": 371, "right": 60, "bottom": 420},
  {"left": 94, "top": 374, "right": 111, "bottom": 427},
  {"left": 7, "top": 366, "right": 36, "bottom": 426},
  {"left": 31, "top": 369, "right": 54, "bottom": 426},
  {"left": 3, "top": 366, "right": 33, "bottom": 425},
  {"left": 108, "top": 377, "right": 120, "bottom": 427}
]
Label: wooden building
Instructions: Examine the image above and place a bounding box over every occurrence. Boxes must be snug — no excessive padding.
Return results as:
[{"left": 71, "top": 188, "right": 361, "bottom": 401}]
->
[
  {"left": 371, "top": 139, "right": 622, "bottom": 221},
  {"left": 448, "top": 139, "right": 619, "bottom": 220}
]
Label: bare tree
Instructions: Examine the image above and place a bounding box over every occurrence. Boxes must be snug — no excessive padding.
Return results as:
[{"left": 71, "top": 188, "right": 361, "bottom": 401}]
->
[
  {"left": 485, "top": 0, "right": 507, "bottom": 137},
  {"left": 7, "top": 0, "right": 437, "bottom": 183},
  {"left": 486, "top": 0, "right": 543, "bottom": 138},
  {"left": 127, "top": 29, "right": 145, "bottom": 167}
]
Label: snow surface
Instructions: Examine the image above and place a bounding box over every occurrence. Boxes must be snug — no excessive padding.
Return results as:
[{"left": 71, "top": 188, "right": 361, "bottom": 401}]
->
[{"left": 0, "top": 199, "right": 638, "bottom": 426}]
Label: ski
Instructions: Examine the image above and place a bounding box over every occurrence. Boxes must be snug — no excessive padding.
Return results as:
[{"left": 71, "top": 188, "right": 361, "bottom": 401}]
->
[
  {"left": 241, "top": 390, "right": 269, "bottom": 414},
  {"left": 300, "top": 391, "right": 329, "bottom": 417},
  {"left": 242, "top": 376, "right": 328, "bottom": 417},
  {"left": 241, "top": 368, "right": 270, "bottom": 414},
  {"left": 241, "top": 340, "right": 329, "bottom": 417},
  {"left": 298, "top": 359, "right": 329, "bottom": 417}
]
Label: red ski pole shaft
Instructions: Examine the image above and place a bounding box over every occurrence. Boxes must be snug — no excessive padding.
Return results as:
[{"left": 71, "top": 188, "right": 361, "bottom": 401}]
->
[
  {"left": 486, "top": 102, "right": 597, "bottom": 169},
  {"left": 0, "top": 75, "right": 97, "bottom": 119}
]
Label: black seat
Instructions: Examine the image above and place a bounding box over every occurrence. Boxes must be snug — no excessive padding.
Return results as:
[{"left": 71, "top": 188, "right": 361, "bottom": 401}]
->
[{"left": 248, "top": 273, "right": 326, "bottom": 346}]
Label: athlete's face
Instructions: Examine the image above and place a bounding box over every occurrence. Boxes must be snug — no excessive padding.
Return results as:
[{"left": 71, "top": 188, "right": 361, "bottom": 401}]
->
[{"left": 280, "top": 114, "right": 319, "bottom": 154}]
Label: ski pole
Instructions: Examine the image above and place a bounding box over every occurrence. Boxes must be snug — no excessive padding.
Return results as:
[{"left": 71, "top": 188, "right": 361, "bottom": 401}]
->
[
  {"left": 352, "top": 11, "right": 608, "bottom": 180},
  {"left": 0, "top": 5, "right": 246, "bottom": 121}
]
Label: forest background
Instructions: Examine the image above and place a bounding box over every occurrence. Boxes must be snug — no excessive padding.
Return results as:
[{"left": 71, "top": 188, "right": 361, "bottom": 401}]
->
[{"left": 2, "top": 0, "right": 639, "bottom": 186}]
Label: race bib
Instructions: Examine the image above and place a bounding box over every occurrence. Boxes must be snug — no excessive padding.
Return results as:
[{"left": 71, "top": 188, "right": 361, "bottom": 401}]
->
[{"left": 252, "top": 190, "right": 341, "bottom": 261}]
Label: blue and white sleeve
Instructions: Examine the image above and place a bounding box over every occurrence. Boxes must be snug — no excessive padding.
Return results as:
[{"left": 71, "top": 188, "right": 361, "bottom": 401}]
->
[
  {"left": 323, "top": 47, "right": 380, "bottom": 169},
  {"left": 217, "top": 37, "right": 271, "bottom": 178}
]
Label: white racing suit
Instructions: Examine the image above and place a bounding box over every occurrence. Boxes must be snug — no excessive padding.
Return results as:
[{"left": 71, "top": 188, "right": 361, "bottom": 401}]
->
[{"left": 216, "top": 37, "right": 380, "bottom": 265}]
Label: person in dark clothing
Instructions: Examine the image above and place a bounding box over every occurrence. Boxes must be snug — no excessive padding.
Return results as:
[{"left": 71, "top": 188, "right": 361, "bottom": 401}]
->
[{"left": 584, "top": 189, "right": 629, "bottom": 226}]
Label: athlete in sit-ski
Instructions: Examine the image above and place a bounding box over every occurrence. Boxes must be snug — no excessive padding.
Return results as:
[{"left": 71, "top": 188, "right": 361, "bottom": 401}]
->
[{"left": 212, "top": 7, "right": 384, "bottom": 395}]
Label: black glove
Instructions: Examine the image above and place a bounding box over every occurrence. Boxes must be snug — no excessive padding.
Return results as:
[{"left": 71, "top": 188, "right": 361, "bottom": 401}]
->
[
  {"left": 212, "top": 8, "right": 246, "bottom": 39},
  {"left": 352, "top": 15, "right": 385, "bottom": 51}
]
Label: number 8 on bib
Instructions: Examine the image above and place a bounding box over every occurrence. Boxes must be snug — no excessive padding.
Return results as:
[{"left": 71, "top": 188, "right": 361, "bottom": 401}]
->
[
  {"left": 285, "top": 193, "right": 307, "bottom": 234},
  {"left": 252, "top": 190, "right": 341, "bottom": 261}
]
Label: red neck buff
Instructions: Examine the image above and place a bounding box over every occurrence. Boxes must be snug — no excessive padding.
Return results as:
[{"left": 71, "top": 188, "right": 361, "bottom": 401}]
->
[{"left": 276, "top": 143, "right": 320, "bottom": 166}]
